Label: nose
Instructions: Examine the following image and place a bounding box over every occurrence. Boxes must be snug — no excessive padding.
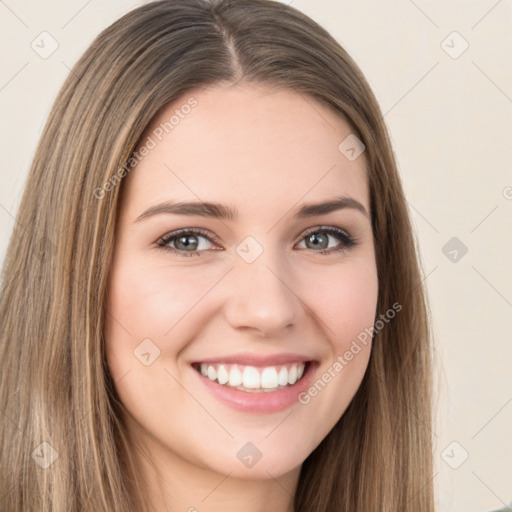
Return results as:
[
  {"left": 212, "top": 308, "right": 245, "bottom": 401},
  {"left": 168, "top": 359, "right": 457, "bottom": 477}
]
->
[{"left": 222, "top": 248, "right": 301, "bottom": 338}]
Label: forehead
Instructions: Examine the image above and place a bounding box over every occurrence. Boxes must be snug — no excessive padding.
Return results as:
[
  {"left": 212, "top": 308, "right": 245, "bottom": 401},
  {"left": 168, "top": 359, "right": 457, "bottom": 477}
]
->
[{"left": 122, "top": 82, "right": 369, "bottom": 221}]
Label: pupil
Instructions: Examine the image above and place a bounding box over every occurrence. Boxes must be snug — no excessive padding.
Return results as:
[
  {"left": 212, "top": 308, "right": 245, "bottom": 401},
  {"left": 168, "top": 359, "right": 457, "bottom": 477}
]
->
[
  {"left": 178, "top": 235, "right": 197, "bottom": 250},
  {"left": 309, "top": 233, "right": 327, "bottom": 249}
]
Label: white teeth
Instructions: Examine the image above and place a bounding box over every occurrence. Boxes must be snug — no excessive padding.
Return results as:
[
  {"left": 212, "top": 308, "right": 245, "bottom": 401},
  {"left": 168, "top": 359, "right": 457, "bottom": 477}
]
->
[
  {"left": 261, "top": 367, "right": 278, "bottom": 389},
  {"left": 288, "top": 364, "right": 298, "bottom": 385},
  {"left": 197, "top": 362, "right": 307, "bottom": 391},
  {"left": 207, "top": 365, "right": 217, "bottom": 381},
  {"left": 228, "top": 366, "right": 243, "bottom": 387},
  {"left": 278, "top": 366, "right": 288, "bottom": 386},
  {"left": 217, "top": 364, "right": 229, "bottom": 385},
  {"left": 242, "top": 366, "right": 260, "bottom": 389}
]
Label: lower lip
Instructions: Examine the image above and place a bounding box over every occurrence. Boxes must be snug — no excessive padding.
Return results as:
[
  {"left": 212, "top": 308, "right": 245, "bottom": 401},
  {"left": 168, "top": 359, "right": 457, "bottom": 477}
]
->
[{"left": 192, "top": 362, "right": 317, "bottom": 413}]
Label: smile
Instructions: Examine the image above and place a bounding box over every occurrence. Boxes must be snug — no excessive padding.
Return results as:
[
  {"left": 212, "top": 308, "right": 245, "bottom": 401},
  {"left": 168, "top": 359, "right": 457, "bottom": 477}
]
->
[{"left": 192, "top": 362, "right": 308, "bottom": 392}]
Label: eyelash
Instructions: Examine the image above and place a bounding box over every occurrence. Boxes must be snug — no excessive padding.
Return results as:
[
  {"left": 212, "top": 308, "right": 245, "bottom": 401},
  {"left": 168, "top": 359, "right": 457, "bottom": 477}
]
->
[{"left": 155, "top": 226, "right": 357, "bottom": 257}]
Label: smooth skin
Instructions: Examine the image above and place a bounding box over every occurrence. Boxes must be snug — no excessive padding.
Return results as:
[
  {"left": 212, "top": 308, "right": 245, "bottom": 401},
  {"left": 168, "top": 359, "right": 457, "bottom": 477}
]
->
[{"left": 105, "top": 81, "right": 378, "bottom": 512}]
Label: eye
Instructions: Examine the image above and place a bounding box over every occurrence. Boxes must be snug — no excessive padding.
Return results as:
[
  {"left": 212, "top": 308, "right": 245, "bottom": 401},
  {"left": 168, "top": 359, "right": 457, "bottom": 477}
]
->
[
  {"left": 156, "top": 228, "right": 218, "bottom": 257},
  {"left": 156, "top": 226, "right": 357, "bottom": 257},
  {"left": 296, "top": 226, "right": 357, "bottom": 255}
]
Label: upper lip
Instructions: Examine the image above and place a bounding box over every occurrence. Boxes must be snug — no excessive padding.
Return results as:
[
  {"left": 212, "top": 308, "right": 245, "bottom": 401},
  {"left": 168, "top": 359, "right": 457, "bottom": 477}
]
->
[{"left": 191, "top": 353, "right": 315, "bottom": 367}]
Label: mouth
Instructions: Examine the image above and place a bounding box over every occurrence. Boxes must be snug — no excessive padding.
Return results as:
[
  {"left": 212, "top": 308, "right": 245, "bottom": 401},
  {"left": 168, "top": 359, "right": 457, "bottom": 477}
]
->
[
  {"left": 190, "top": 352, "right": 318, "bottom": 413},
  {"left": 191, "top": 361, "right": 310, "bottom": 393}
]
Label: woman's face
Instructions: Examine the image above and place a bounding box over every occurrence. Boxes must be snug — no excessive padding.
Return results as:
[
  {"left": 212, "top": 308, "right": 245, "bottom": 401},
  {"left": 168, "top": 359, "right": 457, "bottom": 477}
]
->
[{"left": 105, "top": 82, "right": 378, "bottom": 480}]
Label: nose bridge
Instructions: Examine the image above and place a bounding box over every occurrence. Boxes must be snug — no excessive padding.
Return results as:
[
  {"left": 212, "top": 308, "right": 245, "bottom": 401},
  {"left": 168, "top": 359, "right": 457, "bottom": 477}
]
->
[{"left": 223, "top": 235, "right": 299, "bottom": 335}]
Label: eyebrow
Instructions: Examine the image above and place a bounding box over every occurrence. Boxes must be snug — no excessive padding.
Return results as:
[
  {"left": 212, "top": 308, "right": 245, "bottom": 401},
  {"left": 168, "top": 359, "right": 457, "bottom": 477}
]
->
[{"left": 135, "top": 195, "right": 369, "bottom": 222}]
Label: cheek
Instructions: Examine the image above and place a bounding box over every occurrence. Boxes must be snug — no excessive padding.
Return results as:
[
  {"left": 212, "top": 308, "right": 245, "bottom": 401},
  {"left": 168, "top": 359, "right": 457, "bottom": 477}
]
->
[
  {"left": 105, "top": 255, "right": 213, "bottom": 352},
  {"left": 296, "top": 262, "right": 378, "bottom": 425},
  {"left": 104, "top": 253, "right": 234, "bottom": 398},
  {"left": 313, "top": 262, "right": 379, "bottom": 348},
  {"left": 103, "top": 255, "right": 215, "bottom": 429}
]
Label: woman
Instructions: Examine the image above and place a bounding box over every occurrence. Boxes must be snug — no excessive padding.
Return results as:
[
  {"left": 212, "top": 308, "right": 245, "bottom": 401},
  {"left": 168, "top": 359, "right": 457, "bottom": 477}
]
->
[{"left": 0, "top": 0, "right": 435, "bottom": 510}]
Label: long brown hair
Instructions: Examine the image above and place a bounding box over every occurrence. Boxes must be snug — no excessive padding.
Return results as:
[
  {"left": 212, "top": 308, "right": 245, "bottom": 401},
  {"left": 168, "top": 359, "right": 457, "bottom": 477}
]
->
[{"left": 0, "top": 0, "right": 435, "bottom": 510}]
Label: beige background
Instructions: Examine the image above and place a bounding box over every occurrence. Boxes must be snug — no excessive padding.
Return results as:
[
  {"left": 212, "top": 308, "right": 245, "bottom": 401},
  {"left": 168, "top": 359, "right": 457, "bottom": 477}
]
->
[{"left": 1, "top": 1, "right": 511, "bottom": 510}]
